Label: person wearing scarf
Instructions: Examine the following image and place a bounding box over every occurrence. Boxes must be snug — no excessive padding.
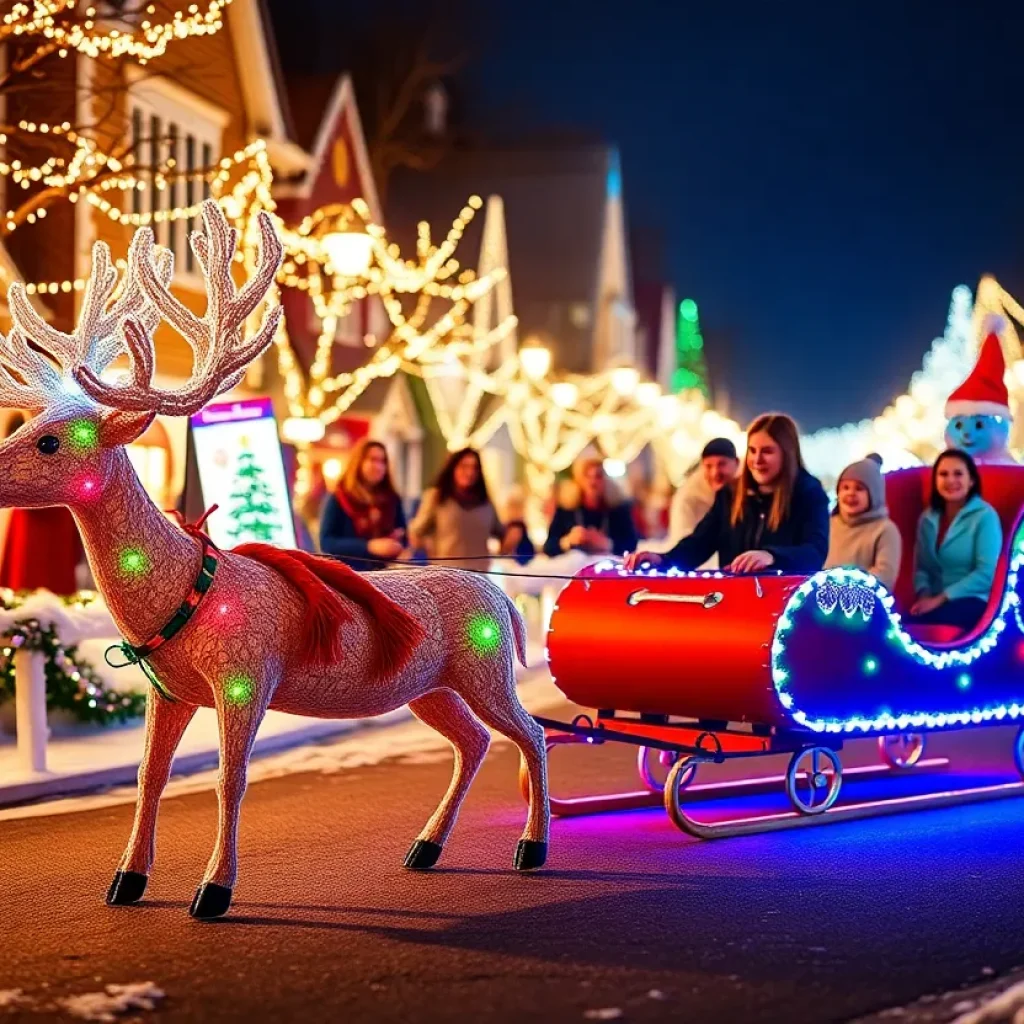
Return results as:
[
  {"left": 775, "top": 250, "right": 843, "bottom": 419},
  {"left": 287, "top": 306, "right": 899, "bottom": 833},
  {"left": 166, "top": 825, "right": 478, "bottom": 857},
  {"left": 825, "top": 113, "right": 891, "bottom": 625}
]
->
[
  {"left": 543, "top": 456, "right": 639, "bottom": 559},
  {"left": 408, "top": 447, "right": 505, "bottom": 572},
  {"left": 824, "top": 455, "right": 902, "bottom": 591},
  {"left": 319, "top": 438, "right": 407, "bottom": 571}
]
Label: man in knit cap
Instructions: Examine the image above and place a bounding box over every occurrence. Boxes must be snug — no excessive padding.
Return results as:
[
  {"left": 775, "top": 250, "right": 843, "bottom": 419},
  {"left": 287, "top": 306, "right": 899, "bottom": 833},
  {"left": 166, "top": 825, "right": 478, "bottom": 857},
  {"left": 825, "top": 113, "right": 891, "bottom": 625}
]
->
[
  {"left": 669, "top": 437, "right": 740, "bottom": 567},
  {"left": 944, "top": 320, "right": 1018, "bottom": 465}
]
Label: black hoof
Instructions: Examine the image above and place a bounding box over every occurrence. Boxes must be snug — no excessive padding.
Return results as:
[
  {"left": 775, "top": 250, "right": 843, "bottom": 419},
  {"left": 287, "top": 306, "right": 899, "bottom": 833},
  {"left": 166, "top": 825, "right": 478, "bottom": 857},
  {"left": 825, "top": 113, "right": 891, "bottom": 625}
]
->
[
  {"left": 106, "top": 870, "right": 148, "bottom": 906},
  {"left": 404, "top": 839, "right": 443, "bottom": 871},
  {"left": 189, "top": 882, "right": 233, "bottom": 920},
  {"left": 514, "top": 839, "right": 547, "bottom": 871}
]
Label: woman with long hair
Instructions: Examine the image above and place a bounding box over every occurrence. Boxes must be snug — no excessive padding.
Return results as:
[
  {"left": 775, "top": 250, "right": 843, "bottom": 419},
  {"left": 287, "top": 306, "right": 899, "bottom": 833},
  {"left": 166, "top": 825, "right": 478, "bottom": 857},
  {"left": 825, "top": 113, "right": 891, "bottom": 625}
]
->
[
  {"left": 319, "top": 438, "right": 407, "bottom": 570},
  {"left": 624, "top": 413, "right": 829, "bottom": 574},
  {"left": 408, "top": 447, "right": 505, "bottom": 571},
  {"left": 907, "top": 448, "right": 1001, "bottom": 630},
  {"left": 543, "top": 455, "right": 638, "bottom": 558}
]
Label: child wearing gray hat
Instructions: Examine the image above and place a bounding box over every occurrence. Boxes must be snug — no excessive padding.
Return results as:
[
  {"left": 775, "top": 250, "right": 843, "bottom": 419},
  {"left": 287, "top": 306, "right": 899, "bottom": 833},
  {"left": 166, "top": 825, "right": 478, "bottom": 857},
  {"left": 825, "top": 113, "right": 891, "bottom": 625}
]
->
[{"left": 824, "top": 456, "right": 902, "bottom": 591}]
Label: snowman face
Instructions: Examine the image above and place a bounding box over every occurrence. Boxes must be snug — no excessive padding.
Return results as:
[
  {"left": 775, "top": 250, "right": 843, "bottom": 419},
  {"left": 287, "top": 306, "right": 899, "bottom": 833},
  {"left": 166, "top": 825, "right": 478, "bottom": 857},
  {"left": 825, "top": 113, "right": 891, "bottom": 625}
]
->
[{"left": 945, "top": 414, "right": 1010, "bottom": 457}]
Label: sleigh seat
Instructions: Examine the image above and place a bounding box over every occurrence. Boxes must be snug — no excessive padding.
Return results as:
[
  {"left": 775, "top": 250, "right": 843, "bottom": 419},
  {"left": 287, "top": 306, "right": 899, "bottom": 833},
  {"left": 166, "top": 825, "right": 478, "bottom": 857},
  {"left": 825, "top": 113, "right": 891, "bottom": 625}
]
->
[{"left": 884, "top": 464, "right": 1024, "bottom": 647}]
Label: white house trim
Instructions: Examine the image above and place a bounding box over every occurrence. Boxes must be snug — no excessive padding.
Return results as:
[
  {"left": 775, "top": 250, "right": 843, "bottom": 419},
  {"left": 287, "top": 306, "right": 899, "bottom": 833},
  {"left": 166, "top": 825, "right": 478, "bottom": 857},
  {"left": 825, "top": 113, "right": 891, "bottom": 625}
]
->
[
  {"left": 228, "top": 0, "right": 288, "bottom": 140},
  {"left": 124, "top": 66, "right": 231, "bottom": 128}
]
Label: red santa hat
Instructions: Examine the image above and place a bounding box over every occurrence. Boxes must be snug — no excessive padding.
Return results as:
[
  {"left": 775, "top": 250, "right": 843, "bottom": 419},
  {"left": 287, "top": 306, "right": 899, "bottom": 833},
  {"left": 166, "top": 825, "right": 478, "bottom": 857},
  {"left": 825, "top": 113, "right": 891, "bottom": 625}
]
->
[{"left": 945, "top": 332, "right": 1010, "bottom": 419}]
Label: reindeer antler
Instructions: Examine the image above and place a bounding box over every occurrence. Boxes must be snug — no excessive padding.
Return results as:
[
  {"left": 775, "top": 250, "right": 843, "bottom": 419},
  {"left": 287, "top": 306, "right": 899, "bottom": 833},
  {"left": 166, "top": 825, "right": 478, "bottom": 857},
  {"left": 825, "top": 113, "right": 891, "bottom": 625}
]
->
[
  {"left": 5, "top": 239, "right": 169, "bottom": 378},
  {"left": 0, "top": 233, "right": 172, "bottom": 411},
  {"left": 75, "top": 200, "right": 284, "bottom": 417}
]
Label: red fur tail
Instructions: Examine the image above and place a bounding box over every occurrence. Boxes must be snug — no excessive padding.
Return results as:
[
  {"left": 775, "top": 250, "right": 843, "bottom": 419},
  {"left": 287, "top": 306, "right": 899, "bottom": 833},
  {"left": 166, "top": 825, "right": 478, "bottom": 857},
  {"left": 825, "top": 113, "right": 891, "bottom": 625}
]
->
[{"left": 232, "top": 544, "right": 425, "bottom": 680}]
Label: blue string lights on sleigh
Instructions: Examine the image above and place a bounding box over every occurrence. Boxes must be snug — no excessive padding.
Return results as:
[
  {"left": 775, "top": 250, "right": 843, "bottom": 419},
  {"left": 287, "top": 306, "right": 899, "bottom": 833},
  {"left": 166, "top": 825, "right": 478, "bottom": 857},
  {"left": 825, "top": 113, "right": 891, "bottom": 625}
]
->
[{"left": 770, "top": 522, "right": 1024, "bottom": 735}]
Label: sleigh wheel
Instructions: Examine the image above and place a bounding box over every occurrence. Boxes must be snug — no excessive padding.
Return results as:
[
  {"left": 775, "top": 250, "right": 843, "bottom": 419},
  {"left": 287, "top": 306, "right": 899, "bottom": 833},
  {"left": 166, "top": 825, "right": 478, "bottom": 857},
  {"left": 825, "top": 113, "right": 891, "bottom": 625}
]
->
[
  {"left": 785, "top": 747, "right": 842, "bottom": 815},
  {"left": 663, "top": 756, "right": 703, "bottom": 831},
  {"left": 1014, "top": 727, "right": 1024, "bottom": 780},
  {"left": 637, "top": 746, "right": 695, "bottom": 794},
  {"left": 878, "top": 733, "right": 925, "bottom": 769}
]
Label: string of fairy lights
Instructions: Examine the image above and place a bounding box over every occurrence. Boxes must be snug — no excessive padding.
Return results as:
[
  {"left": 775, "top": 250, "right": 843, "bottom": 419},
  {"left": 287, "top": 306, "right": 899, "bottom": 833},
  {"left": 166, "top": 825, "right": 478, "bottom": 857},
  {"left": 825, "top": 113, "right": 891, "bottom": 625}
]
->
[
  {"left": 0, "top": 1, "right": 233, "bottom": 63},
  {"left": 2, "top": 0, "right": 1020, "bottom": 505}
]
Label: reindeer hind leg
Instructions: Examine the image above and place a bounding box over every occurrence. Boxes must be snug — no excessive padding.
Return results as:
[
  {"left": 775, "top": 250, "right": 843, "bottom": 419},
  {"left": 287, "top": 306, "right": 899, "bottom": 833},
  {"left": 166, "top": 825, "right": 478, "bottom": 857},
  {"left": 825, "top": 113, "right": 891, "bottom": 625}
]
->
[
  {"left": 458, "top": 682, "right": 550, "bottom": 871},
  {"left": 404, "top": 688, "right": 491, "bottom": 871}
]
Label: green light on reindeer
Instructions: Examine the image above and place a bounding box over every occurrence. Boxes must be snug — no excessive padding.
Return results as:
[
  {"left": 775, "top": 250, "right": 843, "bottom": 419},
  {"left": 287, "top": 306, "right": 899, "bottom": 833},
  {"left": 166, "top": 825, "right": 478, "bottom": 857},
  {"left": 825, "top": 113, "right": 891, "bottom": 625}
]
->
[
  {"left": 467, "top": 614, "right": 501, "bottom": 656},
  {"left": 224, "top": 673, "right": 254, "bottom": 705},
  {"left": 117, "top": 546, "right": 150, "bottom": 578},
  {"left": 67, "top": 418, "right": 98, "bottom": 452}
]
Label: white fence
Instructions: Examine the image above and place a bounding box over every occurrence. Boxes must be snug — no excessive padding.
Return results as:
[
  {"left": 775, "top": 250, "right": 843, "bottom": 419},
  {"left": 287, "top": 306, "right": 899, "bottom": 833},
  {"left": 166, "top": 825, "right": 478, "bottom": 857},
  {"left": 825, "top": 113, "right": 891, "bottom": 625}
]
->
[{"left": 4, "top": 555, "right": 598, "bottom": 773}]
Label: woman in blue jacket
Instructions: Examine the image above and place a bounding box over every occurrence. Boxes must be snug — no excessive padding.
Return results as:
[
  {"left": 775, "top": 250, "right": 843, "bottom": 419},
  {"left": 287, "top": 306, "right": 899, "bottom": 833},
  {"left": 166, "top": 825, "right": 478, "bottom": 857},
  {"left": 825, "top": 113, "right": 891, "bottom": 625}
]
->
[
  {"left": 319, "top": 438, "right": 407, "bottom": 570},
  {"left": 624, "top": 413, "right": 829, "bottom": 574},
  {"left": 908, "top": 449, "right": 1002, "bottom": 630}
]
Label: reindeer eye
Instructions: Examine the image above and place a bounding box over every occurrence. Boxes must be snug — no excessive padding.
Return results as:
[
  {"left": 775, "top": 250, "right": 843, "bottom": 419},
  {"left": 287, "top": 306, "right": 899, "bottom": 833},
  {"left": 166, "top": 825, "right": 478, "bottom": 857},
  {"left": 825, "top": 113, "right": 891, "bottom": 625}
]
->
[{"left": 37, "top": 435, "right": 60, "bottom": 455}]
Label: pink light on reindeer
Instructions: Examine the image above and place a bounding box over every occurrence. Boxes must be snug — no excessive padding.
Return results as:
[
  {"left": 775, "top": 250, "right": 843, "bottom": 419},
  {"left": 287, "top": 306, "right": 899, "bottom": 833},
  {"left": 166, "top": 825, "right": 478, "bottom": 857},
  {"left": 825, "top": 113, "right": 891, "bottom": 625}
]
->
[{"left": 0, "top": 200, "right": 550, "bottom": 920}]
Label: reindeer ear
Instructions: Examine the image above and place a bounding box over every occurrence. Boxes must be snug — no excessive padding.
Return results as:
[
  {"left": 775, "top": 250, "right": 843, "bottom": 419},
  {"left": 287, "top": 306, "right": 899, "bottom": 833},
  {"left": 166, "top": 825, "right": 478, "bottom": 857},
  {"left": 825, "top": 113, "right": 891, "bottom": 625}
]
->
[{"left": 98, "top": 408, "right": 155, "bottom": 448}]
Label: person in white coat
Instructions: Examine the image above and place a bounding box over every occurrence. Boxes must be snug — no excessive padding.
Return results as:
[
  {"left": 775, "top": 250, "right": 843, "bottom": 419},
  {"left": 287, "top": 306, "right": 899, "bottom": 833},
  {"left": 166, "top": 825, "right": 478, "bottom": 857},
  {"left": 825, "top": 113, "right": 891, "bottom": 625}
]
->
[{"left": 668, "top": 438, "right": 740, "bottom": 568}]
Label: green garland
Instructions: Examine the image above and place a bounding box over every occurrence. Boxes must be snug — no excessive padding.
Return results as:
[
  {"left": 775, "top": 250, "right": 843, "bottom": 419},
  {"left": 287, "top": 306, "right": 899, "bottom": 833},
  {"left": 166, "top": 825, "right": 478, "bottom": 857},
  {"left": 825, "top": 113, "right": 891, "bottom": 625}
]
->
[{"left": 0, "top": 590, "right": 147, "bottom": 726}]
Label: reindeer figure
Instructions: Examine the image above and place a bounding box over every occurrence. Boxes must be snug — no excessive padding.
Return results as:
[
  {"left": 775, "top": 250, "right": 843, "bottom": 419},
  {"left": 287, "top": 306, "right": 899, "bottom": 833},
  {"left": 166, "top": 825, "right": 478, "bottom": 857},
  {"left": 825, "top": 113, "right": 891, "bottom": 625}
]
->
[{"left": 0, "top": 201, "right": 549, "bottom": 920}]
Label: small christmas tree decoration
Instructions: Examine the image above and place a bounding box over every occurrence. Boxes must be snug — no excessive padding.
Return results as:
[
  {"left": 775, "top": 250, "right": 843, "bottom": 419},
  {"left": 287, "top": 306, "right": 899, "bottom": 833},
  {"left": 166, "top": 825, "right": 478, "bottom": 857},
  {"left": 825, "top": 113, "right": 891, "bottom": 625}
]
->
[
  {"left": 225, "top": 440, "right": 281, "bottom": 544},
  {"left": 0, "top": 200, "right": 548, "bottom": 921}
]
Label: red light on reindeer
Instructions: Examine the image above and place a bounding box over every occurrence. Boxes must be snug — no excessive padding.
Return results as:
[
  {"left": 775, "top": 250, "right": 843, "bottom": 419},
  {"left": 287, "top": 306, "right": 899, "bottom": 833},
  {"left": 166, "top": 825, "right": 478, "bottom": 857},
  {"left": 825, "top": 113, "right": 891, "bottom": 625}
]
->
[{"left": 76, "top": 475, "right": 100, "bottom": 500}]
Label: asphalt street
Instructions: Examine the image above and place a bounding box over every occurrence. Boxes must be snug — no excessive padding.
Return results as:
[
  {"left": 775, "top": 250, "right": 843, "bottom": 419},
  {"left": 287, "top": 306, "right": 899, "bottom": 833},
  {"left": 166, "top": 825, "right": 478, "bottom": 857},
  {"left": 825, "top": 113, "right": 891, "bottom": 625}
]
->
[{"left": 3, "top": 708, "right": 1024, "bottom": 1023}]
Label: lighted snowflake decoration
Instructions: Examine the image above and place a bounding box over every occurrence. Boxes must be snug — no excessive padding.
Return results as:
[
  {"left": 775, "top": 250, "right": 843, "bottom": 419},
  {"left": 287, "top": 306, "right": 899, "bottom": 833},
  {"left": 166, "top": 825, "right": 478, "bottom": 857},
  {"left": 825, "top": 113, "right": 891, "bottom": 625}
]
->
[{"left": 815, "top": 578, "right": 876, "bottom": 621}]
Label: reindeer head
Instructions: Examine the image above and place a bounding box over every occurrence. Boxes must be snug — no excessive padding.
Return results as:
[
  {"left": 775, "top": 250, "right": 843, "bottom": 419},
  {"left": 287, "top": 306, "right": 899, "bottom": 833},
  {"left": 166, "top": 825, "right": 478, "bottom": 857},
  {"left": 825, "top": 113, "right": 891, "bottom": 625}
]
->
[{"left": 0, "top": 201, "right": 283, "bottom": 510}]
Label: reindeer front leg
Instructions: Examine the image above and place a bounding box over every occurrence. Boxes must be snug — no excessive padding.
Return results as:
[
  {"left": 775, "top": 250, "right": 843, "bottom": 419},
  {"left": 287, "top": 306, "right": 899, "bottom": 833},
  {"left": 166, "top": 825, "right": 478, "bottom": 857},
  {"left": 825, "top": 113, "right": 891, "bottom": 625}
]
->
[
  {"left": 107, "top": 693, "right": 198, "bottom": 906},
  {"left": 190, "top": 671, "right": 273, "bottom": 921}
]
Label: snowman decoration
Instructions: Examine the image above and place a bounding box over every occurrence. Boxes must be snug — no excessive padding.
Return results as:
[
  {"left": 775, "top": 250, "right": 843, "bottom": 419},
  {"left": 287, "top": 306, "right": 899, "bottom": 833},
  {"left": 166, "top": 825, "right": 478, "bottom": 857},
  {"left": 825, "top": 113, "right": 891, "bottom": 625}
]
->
[{"left": 944, "top": 321, "right": 1018, "bottom": 465}]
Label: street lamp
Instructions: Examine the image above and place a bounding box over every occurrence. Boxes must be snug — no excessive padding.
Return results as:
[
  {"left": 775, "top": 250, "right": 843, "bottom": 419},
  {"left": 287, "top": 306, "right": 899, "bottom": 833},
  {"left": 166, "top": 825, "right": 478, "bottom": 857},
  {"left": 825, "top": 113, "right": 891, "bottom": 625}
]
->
[
  {"left": 657, "top": 394, "right": 681, "bottom": 427},
  {"left": 281, "top": 417, "right": 327, "bottom": 444},
  {"left": 519, "top": 341, "right": 552, "bottom": 381},
  {"left": 610, "top": 365, "right": 639, "bottom": 396},
  {"left": 315, "top": 204, "right": 374, "bottom": 279},
  {"left": 635, "top": 381, "right": 661, "bottom": 407},
  {"left": 322, "top": 228, "right": 374, "bottom": 278},
  {"left": 551, "top": 381, "right": 578, "bottom": 409}
]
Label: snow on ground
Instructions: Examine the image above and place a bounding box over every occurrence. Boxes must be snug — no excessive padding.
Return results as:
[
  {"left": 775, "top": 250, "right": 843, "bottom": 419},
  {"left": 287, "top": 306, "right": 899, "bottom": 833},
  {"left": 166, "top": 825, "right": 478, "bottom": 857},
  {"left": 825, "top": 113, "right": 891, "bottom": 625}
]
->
[
  {"left": 949, "top": 979, "right": 1024, "bottom": 1024},
  {"left": 857, "top": 968, "right": 1024, "bottom": 1023},
  {"left": 58, "top": 983, "right": 164, "bottom": 1022},
  {"left": 0, "top": 669, "right": 565, "bottom": 822}
]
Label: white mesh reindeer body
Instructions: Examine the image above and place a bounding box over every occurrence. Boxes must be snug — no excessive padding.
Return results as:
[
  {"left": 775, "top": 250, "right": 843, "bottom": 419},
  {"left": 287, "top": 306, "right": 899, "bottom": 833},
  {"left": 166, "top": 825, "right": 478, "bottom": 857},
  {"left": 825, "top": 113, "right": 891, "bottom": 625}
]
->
[{"left": 0, "top": 202, "right": 549, "bottom": 920}]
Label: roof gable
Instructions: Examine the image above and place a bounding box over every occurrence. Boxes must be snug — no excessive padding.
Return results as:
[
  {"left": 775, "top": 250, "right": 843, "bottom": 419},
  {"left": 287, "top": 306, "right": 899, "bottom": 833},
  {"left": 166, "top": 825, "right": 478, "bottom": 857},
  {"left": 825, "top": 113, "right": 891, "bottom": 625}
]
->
[{"left": 274, "top": 75, "right": 381, "bottom": 223}]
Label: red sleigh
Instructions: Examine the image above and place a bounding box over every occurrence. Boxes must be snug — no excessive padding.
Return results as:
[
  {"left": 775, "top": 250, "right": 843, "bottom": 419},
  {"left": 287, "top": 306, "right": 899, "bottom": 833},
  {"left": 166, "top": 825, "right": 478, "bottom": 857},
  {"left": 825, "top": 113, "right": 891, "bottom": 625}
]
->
[{"left": 527, "top": 463, "right": 1024, "bottom": 838}]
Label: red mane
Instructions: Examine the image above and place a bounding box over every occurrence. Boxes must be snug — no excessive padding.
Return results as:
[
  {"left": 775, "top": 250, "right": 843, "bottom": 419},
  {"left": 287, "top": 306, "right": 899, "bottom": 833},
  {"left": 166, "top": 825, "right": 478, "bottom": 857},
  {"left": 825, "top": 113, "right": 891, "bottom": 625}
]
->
[{"left": 232, "top": 544, "right": 424, "bottom": 680}]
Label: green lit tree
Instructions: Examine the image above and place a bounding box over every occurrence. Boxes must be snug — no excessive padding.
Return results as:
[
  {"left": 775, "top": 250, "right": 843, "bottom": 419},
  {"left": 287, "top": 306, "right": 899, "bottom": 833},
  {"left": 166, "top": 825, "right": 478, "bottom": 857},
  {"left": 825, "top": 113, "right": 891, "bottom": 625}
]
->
[
  {"left": 226, "top": 443, "right": 281, "bottom": 544},
  {"left": 672, "top": 297, "right": 710, "bottom": 397}
]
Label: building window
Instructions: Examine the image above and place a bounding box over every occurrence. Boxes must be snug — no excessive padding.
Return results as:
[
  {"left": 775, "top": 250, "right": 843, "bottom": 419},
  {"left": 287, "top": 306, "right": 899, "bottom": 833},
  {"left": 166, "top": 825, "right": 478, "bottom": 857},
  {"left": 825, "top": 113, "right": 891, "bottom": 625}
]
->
[{"left": 128, "top": 85, "right": 222, "bottom": 279}]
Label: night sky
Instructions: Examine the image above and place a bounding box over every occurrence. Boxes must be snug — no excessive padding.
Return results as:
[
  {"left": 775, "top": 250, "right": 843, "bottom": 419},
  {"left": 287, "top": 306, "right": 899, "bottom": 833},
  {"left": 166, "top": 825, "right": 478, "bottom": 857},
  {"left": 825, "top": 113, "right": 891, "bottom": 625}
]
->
[{"left": 275, "top": 1, "right": 1024, "bottom": 432}]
